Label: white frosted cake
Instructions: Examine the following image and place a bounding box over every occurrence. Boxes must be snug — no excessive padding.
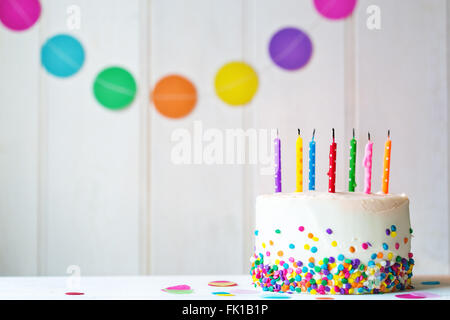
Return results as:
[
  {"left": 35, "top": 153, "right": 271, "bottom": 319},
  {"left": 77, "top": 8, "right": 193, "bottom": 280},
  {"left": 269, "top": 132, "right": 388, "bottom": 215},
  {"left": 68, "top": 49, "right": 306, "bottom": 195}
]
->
[{"left": 250, "top": 192, "right": 414, "bottom": 295}]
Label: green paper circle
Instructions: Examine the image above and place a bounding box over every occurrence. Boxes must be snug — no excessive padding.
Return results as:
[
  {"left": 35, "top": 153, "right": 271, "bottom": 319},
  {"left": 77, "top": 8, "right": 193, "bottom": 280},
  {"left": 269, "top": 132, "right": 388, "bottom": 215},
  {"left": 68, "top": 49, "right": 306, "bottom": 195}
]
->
[{"left": 93, "top": 66, "right": 137, "bottom": 110}]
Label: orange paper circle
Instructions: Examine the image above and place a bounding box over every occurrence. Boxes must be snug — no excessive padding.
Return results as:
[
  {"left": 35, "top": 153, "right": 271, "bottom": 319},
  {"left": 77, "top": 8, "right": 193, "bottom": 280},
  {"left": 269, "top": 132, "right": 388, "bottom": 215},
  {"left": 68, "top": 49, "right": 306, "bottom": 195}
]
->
[
  {"left": 151, "top": 74, "right": 197, "bottom": 119},
  {"left": 208, "top": 281, "right": 238, "bottom": 287}
]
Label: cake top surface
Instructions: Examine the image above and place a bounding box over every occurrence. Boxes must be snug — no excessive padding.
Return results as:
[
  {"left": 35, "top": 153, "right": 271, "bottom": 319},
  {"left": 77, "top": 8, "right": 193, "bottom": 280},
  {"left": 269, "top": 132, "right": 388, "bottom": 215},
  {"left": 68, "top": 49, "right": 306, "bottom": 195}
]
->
[
  {"left": 257, "top": 191, "right": 409, "bottom": 213},
  {"left": 258, "top": 191, "right": 408, "bottom": 200}
]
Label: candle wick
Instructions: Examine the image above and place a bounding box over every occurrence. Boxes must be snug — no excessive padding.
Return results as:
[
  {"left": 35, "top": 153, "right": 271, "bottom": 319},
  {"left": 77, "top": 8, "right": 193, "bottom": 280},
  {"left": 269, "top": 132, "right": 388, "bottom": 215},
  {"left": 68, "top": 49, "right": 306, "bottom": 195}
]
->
[
  {"left": 312, "top": 128, "right": 315, "bottom": 140},
  {"left": 332, "top": 128, "right": 335, "bottom": 142},
  {"left": 277, "top": 128, "right": 279, "bottom": 137},
  {"left": 388, "top": 129, "right": 390, "bottom": 138},
  {"left": 298, "top": 128, "right": 300, "bottom": 136},
  {"left": 368, "top": 132, "right": 371, "bottom": 141},
  {"left": 353, "top": 128, "right": 355, "bottom": 139}
]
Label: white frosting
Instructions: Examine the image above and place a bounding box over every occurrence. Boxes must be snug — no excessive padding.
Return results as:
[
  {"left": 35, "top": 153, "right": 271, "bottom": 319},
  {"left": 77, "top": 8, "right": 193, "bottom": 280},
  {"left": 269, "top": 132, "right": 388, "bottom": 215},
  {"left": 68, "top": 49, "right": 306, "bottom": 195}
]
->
[{"left": 254, "top": 191, "right": 411, "bottom": 265}]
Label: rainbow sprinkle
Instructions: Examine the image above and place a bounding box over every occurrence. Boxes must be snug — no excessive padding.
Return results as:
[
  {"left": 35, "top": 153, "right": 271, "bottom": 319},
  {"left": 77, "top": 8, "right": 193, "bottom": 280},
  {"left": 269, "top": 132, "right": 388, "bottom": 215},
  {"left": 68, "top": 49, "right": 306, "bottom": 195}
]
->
[
  {"left": 251, "top": 252, "right": 414, "bottom": 295},
  {"left": 252, "top": 222, "right": 414, "bottom": 295}
]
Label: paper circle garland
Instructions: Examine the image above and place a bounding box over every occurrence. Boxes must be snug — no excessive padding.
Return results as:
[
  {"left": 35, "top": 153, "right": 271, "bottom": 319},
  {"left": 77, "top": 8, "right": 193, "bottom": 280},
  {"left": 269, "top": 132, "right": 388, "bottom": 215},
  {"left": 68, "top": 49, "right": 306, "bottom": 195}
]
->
[
  {"left": 0, "top": 0, "right": 41, "bottom": 31},
  {"left": 313, "top": 0, "right": 357, "bottom": 20},
  {"left": 214, "top": 61, "right": 258, "bottom": 106},
  {"left": 93, "top": 66, "right": 137, "bottom": 110},
  {"left": 41, "top": 34, "right": 85, "bottom": 77},
  {"left": 152, "top": 74, "right": 197, "bottom": 119},
  {"left": 269, "top": 27, "right": 313, "bottom": 71},
  {"left": 1, "top": 1, "right": 351, "bottom": 116}
]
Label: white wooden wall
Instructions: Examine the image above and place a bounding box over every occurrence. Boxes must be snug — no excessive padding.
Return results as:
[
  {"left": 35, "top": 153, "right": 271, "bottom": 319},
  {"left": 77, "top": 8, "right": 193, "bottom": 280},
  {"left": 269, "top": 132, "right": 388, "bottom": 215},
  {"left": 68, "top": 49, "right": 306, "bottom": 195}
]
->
[{"left": 0, "top": 0, "right": 448, "bottom": 276}]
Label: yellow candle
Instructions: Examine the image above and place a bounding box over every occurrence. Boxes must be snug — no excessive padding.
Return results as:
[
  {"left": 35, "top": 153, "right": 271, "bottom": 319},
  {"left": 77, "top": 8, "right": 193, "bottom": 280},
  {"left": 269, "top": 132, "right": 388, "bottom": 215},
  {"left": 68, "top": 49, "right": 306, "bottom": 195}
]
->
[
  {"left": 382, "top": 130, "right": 391, "bottom": 194},
  {"left": 296, "top": 129, "right": 303, "bottom": 192}
]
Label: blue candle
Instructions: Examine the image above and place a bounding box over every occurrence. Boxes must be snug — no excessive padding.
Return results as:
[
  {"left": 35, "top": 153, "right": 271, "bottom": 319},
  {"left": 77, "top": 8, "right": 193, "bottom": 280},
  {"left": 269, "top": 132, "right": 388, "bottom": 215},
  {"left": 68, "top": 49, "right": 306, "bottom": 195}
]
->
[{"left": 309, "top": 129, "right": 316, "bottom": 190}]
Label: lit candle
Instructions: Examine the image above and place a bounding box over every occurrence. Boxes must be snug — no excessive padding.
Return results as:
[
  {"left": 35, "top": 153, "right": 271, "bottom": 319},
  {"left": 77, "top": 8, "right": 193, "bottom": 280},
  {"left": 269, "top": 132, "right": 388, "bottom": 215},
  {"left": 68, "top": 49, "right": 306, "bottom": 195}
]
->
[
  {"left": 309, "top": 129, "right": 316, "bottom": 191},
  {"left": 363, "top": 132, "right": 373, "bottom": 194},
  {"left": 296, "top": 129, "right": 303, "bottom": 192},
  {"left": 382, "top": 130, "right": 391, "bottom": 194},
  {"left": 348, "top": 128, "right": 357, "bottom": 192},
  {"left": 274, "top": 129, "right": 282, "bottom": 193},
  {"left": 328, "top": 128, "right": 337, "bottom": 193}
]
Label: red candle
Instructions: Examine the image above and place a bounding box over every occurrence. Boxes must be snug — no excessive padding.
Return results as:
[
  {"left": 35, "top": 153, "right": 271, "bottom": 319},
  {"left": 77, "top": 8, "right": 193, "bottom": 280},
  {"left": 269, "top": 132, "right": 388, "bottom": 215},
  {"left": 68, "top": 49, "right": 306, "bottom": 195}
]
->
[{"left": 328, "top": 128, "right": 337, "bottom": 193}]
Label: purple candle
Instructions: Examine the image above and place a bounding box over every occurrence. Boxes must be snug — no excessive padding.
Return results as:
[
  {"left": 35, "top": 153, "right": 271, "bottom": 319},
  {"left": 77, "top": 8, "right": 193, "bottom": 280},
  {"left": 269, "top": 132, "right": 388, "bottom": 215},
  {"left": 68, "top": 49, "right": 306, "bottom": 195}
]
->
[{"left": 274, "top": 129, "right": 282, "bottom": 192}]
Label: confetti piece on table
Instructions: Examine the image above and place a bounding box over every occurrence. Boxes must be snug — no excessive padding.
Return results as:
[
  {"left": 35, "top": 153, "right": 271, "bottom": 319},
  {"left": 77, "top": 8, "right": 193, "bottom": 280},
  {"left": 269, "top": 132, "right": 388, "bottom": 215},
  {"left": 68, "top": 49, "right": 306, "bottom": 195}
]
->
[
  {"left": 412, "top": 292, "right": 441, "bottom": 298},
  {"left": 228, "top": 289, "right": 259, "bottom": 294},
  {"left": 395, "top": 294, "right": 425, "bottom": 299},
  {"left": 261, "top": 294, "right": 291, "bottom": 299},
  {"left": 162, "top": 289, "right": 194, "bottom": 294},
  {"left": 395, "top": 292, "right": 441, "bottom": 299},
  {"left": 316, "top": 297, "right": 334, "bottom": 300},
  {"left": 421, "top": 281, "right": 440, "bottom": 285},
  {"left": 65, "top": 292, "right": 85, "bottom": 295},
  {"left": 212, "top": 292, "right": 235, "bottom": 296},
  {"left": 165, "top": 285, "right": 191, "bottom": 291},
  {"left": 208, "top": 281, "right": 238, "bottom": 287},
  {"left": 162, "top": 284, "right": 193, "bottom": 294}
]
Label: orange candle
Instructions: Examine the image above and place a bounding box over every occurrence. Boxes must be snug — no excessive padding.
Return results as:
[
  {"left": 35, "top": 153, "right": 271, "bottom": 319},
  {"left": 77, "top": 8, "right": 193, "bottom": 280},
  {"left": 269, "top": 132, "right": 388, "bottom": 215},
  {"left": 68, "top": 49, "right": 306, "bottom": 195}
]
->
[{"left": 382, "top": 130, "right": 391, "bottom": 194}]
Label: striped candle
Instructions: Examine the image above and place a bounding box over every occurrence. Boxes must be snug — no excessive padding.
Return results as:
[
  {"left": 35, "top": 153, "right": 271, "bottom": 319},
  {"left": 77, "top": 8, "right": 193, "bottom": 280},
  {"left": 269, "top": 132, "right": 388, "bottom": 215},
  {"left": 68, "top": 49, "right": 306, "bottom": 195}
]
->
[
  {"left": 382, "top": 130, "right": 391, "bottom": 194},
  {"left": 296, "top": 129, "right": 303, "bottom": 192},
  {"left": 274, "top": 129, "right": 282, "bottom": 192},
  {"left": 309, "top": 129, "right": 316, "bottom": 190},
  {"left": 363, "top": 132, "right": 373, "bottom": 194},
  {"left": 348, "top": 128, "right": 357, "bottom": 192},
  {"left": 328, "top": 128, "right": 337, "bottom": 193}
]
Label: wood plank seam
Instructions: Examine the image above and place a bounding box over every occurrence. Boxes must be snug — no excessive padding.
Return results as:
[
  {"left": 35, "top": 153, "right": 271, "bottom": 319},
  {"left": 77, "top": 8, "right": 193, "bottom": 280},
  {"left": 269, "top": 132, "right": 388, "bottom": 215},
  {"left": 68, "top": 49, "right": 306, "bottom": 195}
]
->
[
  {"left": 138, "top": 0, "right": 152, "bottom": 275},
  {"left": 37, "top": 6, "right": 48, "bottom": 275}
]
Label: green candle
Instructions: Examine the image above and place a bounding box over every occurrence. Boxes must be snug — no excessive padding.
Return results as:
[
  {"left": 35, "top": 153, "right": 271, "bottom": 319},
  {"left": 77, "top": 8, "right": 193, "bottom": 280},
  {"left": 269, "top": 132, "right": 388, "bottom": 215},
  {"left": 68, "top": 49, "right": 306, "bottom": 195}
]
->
[{"left": 349, "top": 129, "right": 357, "bottom": 192}]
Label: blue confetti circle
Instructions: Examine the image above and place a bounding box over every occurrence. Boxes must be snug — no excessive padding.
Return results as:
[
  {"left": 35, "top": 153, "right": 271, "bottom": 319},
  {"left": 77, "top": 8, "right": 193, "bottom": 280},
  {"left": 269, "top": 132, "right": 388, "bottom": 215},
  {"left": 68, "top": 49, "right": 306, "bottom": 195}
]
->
[
  {"left": 41, "top": 34, "right": 85, "bottom": 77},
  {"left": 421, "top": 281, "right": 440, "bottom": 285}
]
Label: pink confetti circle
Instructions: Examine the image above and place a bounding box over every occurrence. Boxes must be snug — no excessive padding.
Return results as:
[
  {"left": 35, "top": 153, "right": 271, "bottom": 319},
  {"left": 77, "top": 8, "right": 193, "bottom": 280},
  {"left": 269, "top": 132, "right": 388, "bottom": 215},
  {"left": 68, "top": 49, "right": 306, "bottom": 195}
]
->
[
  {"left": 313, "top": 0, "right": 357, "bottom": 20},
  {"left": 65, "top": 292, "right": 85, "bottom": 295},
  {"left": 0, "top": 0, "right": 41, "bottom": 31},
  {"left": 164, "top": 284, "right": 191, "bottom": 291},
  {"left": 395, "top": 293, "right": 425, "bottom": 299},
  {"left": 229, "top": 289, "right": 259, "bottom": 294}
]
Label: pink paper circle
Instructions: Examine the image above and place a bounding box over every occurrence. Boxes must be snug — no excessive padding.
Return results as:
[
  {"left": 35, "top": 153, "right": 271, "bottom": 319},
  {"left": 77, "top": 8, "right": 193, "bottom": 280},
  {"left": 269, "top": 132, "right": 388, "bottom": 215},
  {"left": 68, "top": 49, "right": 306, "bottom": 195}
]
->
[
  {"left": 313, "top": 0, "right": 357, "bottom": 20},
  {"left": 0, "top": 0, "right": 41, "bottom": 31}
]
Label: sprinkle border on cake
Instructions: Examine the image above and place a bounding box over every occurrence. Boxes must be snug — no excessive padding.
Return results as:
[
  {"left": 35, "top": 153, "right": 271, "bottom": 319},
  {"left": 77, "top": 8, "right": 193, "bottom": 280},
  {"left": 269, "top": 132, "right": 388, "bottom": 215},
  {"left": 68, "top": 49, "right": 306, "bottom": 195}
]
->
[{"left": 250, "top": 225, "right": 414, "bottom": 295}]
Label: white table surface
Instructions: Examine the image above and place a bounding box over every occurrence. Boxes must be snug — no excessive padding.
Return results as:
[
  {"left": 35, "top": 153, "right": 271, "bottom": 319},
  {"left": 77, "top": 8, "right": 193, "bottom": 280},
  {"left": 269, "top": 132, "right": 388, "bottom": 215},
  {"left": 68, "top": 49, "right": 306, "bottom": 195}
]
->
[{"left": 0, "top": 275, "right": 448, "bottom": 300}]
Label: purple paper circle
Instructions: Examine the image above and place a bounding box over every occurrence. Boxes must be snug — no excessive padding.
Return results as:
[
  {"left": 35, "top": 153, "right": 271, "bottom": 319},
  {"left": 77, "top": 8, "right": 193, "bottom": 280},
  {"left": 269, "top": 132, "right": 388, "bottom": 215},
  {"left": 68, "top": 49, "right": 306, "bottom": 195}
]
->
[
  {"left": 0, "top": 0, "right": 41, "bottom": 31},
  {"left": 313, "top": 0, "right": 357, "bottom": 20},
  {"left": 269, "top": 27, "right": 313, "bottom": 71}
]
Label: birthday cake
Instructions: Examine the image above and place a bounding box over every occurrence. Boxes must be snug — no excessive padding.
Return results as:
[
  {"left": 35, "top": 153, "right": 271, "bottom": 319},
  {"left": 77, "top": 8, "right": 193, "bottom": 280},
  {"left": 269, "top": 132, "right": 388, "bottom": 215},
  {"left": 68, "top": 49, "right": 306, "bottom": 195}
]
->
[{"left": 250, "top": 191, "right": 414, "bottom": 295}]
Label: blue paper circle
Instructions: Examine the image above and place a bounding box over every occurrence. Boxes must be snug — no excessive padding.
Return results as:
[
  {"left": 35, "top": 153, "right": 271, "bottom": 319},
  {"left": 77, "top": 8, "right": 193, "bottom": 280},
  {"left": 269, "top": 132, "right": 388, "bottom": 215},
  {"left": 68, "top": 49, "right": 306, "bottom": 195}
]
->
[{"left": 41, "top": 34, "right": 85, "bottom": 77}]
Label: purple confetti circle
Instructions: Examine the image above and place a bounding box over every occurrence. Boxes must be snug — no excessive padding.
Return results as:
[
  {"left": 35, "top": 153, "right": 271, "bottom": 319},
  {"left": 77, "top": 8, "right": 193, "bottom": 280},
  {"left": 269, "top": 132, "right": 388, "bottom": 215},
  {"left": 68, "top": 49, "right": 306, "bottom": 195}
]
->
[{"left": 269, "top": 27, "right": 313, "bottom": 71}]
